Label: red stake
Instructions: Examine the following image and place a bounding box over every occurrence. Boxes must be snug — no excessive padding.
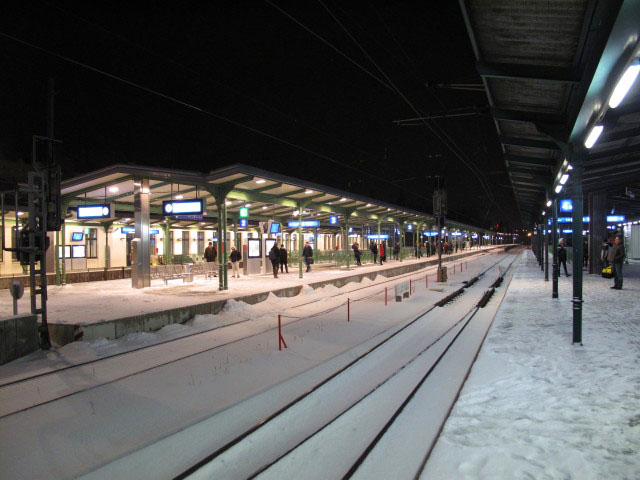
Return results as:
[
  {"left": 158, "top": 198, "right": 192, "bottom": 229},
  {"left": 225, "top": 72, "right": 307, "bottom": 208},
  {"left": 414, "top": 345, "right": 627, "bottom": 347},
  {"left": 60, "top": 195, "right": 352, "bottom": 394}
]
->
[
  {"left": 410, "top": 278, "right": 412, "bottom": 295},
  {"left": 454, "top": 264, "right": 456, "bottom": 274},
  {"left": 426, "top": 275, "right": 428, "bottom": 288},
  {"left": 347, "top": 298, "right": 350, "bottom": 322},
  {"left": 385, "top": 287, "right": 387, "bottom": 306},
  {"left": 278, "top": 314, "right": 288, "bottom": 351},
  {"left": 460, "top": 262, "right": 463, "bottom": 272}
]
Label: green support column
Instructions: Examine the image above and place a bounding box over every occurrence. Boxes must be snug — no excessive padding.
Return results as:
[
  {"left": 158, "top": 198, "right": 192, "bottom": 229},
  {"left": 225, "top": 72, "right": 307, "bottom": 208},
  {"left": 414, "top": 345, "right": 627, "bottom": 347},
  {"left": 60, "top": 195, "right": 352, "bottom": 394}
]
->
[
  {"left": 314, "top": 227, "right": 318, "bottom": 263},
  {"left": 217, "top": 200, "right": 229, "bottom": 290},
  {"left": 298, "top": 215, "right": 303, "bottom": 279},
  {"left": 61, "top": 218, "right": 67, "bottom": 285},
  {"left": 104, "top": 222, "right": 113, "bottom": 269},
  {"left": 55, "top": 229, "right": 60, "bottom": 286},
  {"left": 234, "top": 217, "right": 239, "bottom": 250}
]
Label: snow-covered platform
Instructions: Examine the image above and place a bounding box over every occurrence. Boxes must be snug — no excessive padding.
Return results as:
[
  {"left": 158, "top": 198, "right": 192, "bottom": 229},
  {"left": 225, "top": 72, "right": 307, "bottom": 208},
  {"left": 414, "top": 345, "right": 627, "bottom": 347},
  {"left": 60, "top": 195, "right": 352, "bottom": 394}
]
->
[
  {"left": 424, "top": 250, "right": 640, "bottom": 479},
  {"left": 0, "top": 247, "right": 497, "bottom": 345}
]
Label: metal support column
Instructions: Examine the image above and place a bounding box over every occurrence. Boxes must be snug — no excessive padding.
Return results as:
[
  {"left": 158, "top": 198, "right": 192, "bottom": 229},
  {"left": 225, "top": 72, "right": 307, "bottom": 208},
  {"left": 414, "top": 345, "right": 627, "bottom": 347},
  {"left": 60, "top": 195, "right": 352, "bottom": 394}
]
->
[
  {"left": 571, "top": 153, "right": 584, "bottom": 344},
  {"left": 298, "top": 208, "right": 303, "bottom": 278},
  {"left": 163, "top": 218, "right": 172, "bottom": 264},
  {"left": 544, "top": 223, "right": 549, "bottom": 281},
  {"left": 132, "top": 178, "right": 150, "bottom": 288},
  {"left": 552, "top": 198, "right": 559, "bottom": 298},
  {"left": 588, "top": 191, "right": 606, "bottom": 274}
]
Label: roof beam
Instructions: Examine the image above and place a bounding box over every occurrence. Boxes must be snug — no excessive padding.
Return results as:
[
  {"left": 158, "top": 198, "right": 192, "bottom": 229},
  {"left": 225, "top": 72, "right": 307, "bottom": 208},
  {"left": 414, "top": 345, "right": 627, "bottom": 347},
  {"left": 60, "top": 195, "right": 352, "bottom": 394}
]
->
[
  {"left": 505, "top": 155, "right": 555, "bottom": 167},
  {"left": 491, "top": 108, "right": 565, "bottom": 124},
  {"left": 500, "top": 136, "right": 559, "bottom": 150},
  {"left": 477, "top": 61, "right": 581, "bottom": 83}
]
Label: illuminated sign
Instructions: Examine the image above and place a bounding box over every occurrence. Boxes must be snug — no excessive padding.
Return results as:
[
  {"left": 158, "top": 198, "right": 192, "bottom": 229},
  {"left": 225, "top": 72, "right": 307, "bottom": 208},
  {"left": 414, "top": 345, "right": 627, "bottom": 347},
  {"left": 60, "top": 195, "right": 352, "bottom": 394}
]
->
[
  {"left": 72, "top": 245, "right": 86, "bottom": 258},
  {"left": 239, "top": 207, "right": 249, "bottom": 218},
  {"left": 607, "top": 215, "right": 625, "bottom": 222},
  {"left": 238, "top": 218, "right": 248, "bottom": 227},
  {"left": 162, "top": 199, "right": 204, "bottom": 215},
  {"left": 560, "top": 199, "right": 573, "bottom": 212},
  {"left": 265, "top": 238, "right": 277, "bottom": 255},
  {"left": 247, "top": 238, "right": 261, "bottom": 258},
  {"left": 367, "top": 234, "right": 389, "bottom": 239},
  {"left": 120, "top": 227, "right": 159, "bottom": 234},
  {"left": 329, "top": 216, "right": 338, "bottom": 225},
  {"left": 287, "top": 220, "right": 320, "bottom": 228},
  {"left": 423, "top": 231, "right": 439, "bottom": 236},
  {"left": 270, "top": 222, "right": 281, "bottom": 233},
  {"left": 77, "top": 204, "right": 111, "bottom": 219},
  {"left": 406, "top": 224, "right": 413, "bottom": 231},
  {"left": 71, "top": 232, "right": 84, "bottom": 241}
]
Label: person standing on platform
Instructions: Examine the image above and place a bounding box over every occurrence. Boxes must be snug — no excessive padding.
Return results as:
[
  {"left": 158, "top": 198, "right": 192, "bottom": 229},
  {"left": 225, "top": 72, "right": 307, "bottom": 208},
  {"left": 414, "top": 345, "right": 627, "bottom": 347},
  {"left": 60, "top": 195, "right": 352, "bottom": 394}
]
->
[
  {"left": 558, "top": 238, "right": 570, "bottom": 277},
  {"left": 352, "top": 242, "right": 362, "bottom": 266},
  {"left": 393, "top": 242, "right": 400, "bottom": 260},
  {"left": 417, "top": 242, "right": 423, "bottom": 258},
  {"left": 204, "top": 241, "right": 217, "bottom": 277},
  {"left": 268, "top": 243, "right": 280, "bottom": 278},
  {"left": 379, "top": 241, "right": 386, "bottom": 265},
  {"left": 609, "top": 236, "right": 625, "bottom": 290},
  {"left": 229, "top": 246, "right": 241, "bottom": 278},
  {"left": 602, "top": 237, "right": 611, "bottom": 268},
  {"left": 279, "top": 244, "right": 289, "bottom": 273},
  {"left": 303, "top": 241, "right": 313, "bottom": 272},
  {"left": 370, "top": 242, "right": 378, "bottom": 264}
]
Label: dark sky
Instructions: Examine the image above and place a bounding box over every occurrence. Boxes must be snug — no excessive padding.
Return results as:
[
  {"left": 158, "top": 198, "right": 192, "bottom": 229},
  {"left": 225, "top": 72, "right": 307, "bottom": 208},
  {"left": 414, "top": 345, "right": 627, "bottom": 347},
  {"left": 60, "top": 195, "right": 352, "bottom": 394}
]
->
[{"left": 0, "top": 1, "right": 520, "bottom": 230}]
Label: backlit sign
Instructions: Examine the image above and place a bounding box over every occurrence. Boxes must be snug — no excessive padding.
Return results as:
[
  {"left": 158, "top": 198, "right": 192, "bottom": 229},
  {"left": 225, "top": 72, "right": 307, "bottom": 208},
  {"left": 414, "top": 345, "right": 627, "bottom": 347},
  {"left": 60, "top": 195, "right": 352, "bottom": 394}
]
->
[
  {"left": 560, "top": 199, "right": 573, "bottom": 212},
  {"left": 239, "top": 207, "right": 249, "bottom": 218},
  {"left": 287, "top": 220, "right": 320, "bottom": 228},
  {"left": 120, "top": 227, "right": 160, "bottom": 235},
  {"left": 406, "top": 224, "right": 413, "bottom": 231},
  {"left": 162, "top": 199, "right": 204, "bottom": 215},
  {"left": 367, "top": 234, "right": 389, "bottom": 239},
  {"left": 238, "top": 218, "right": 248, "bottom": 227},
  {"left": 77, "top": 204, "right": 111, "bottom": 219},
  {"left": 329, "top": 216, "right": 338, "bottom": 225},
  {"left": 607, "top": 215, "right": 625, "bottom": 222}
]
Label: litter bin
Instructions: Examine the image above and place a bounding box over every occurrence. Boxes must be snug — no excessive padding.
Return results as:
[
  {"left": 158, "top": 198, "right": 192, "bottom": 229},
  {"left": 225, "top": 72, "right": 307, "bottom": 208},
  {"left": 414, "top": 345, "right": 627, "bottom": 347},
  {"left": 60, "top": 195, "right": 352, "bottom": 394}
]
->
[{"left": 437, "top": 266, "right": 448, "bottom": 282}]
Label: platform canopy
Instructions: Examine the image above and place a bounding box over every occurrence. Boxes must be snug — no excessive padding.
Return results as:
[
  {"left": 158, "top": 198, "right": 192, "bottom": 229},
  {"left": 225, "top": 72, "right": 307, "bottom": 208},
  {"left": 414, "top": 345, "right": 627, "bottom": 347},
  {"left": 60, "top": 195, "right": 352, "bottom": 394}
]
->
[
  {"left": 60, "top": 163, "right": 491, "bottom": 234},
  {"left": 459, "top": 0, "right": 640, "bottom": 224}
]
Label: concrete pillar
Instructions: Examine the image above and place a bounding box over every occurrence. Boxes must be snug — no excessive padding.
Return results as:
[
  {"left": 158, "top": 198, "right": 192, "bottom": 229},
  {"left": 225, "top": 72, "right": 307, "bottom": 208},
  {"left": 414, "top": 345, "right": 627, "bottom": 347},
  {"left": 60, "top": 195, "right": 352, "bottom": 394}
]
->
[
  {"left": 588, "top": 191, "right": 606, "bottom": 274},
  {"left": 132, "top": 178, "right": 150, "bottom": 289}
]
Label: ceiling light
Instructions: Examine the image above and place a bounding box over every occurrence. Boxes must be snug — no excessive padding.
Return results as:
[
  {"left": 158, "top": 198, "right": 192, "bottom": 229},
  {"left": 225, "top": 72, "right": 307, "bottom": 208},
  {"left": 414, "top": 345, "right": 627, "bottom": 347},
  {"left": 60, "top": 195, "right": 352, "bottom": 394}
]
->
[
  {"left": 200, "top": 222, "right": 206, "bottom": 225},
  {"left": 584, "top": 125, "right": 603, "bottom": 149},
  {"left": 366, "top": 203, "right": 371, "bottom": 207},
  {"left": 123, "top": 218, "right": 131, "bottom": 222},
  {"left": 305, "top": 189, "right": 313, "bottom": 194},
  {"left": 387, "top": 208, "right": 391, "bottom": 211},
  {"left": 609, "top": 60, "right": 640, "bottom": 108},
  {"left": 245, "top": 203, "right": 252, "bottom": 207},
  {"left": 567, "top": 164, "right": 573, "bottom": 170},
  {"left": 555, "top": 185, "right": 563, "bottom": 194},
  {"left": 225, "top": 201, "right": 232, "bottom": 206},
  {"left": 560, "top": 174, "right": 569, "bottom": 185},
  {"left": 256, "top": 179, "right": 266, "bottom": 184},
  {"left": 546, "top": 200, "right": 552, "bottom": 207},
  {"left": 108, "top": 186, "right": 119, "bottom": 193},
  {"left": 142, "top": 187, "right": 150, "bottom": 194},
  {"left": 175, "top": 194, "right": 183, "bottom": 200},
  {"left": 542, "top": 211, "right": 546, "bottom": 216},
  {"left": 16, "top": 211, "right": 24, "bottom": 216},
  {"left": 340, "top": 197, "right": 347, "bottom": 202},
  {"left": 262, "top": 206, "right": 268, "bottom": 210}
]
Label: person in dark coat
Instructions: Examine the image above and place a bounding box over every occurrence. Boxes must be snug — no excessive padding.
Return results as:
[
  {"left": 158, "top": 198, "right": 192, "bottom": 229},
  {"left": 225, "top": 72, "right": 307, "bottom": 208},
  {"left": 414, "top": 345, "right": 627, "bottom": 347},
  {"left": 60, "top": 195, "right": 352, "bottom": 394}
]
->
[
  {"left": 279, "top": 244, "right": 288, "bottom": 273},
  {"left": 229, "top": 247, "right": 241, "bottom": 278},
  {"left": 393, "top": 242, "right": 400, "bottom": 260},
  {"left": 609, "top": 236, "right": 625, "bottom": 289},
  {"left": 352, "top": 242, "right": 362, "bottom": 266},
  {"left": 370, "top": 242, "right": 378, "bottom": 264},
  {"left": 204, "top": 242, "right": 217, "bottom": 263},
  {"left": 558, "top": 238, "right": 570, "bottom": 277},
  {"left": 268, "top": 243, "right": 280, "bottom": 278},
  {"left": 302, "top": 241, "right": 313, "bottom": 272}
]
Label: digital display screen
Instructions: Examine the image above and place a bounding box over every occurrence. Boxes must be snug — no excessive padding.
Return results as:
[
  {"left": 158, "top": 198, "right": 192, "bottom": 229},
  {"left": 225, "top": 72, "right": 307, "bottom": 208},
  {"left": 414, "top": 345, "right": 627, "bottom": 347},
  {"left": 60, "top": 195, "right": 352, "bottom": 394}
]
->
[
  {"left": 247, "top": 238, "right": 261, "bottom": 258},
  {"left": 287, "top": 220, "right": 320, "bottom": 228},
  {"left": 270, "top": 222, "right": 281, "bottom": 233},
  {"left": 72, "top": 245, "right": 86, "bottom": 258},
  {"left": 77, "top": 204, "right": 111, "bottom": 219},
  {"left": 162, "top": 199, "right": 204, "bottom": 215},
  {"left": 71, "top": 232, "right": 84, "bottom": 241},
  {"left": 265, "top": 238, "right": 276, "bottom": 255}
]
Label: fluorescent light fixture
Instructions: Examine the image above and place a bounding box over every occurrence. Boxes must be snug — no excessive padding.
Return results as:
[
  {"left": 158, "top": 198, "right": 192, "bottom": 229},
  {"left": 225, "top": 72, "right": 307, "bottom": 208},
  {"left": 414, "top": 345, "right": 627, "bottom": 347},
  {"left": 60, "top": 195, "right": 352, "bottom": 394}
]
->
[
  {"left": 340, "top": 197, "right": 347, "bottom": 202},
  {"left": 175, "top": 194, "right": 183, "bottom": 200},
  {"left": 546, "top": 200, "right": 552, "bottom": 207},
  {"left": 305, "top": 189, "right": 313, "bottom": 194},
  {"left": 262, "top": 206, "right": 268, "bottom": 209},
  {"left": 366, "top": 203, "right": 371, "bottom": 207},
  {"left": 387, "top": 208, "right": 391, "bottom": 211},
  {"left": 245, "top": 204, "right": 252, "bottom": 207},
  {"left": 225, "top": 201, "right": 232, "bottom": 206},
  {"left": 542, "top": 211, "right": 546, "bottom": 216},
  {"left": 16, "top": 211, "right": 24, "bottom": 216},
  {"left": 200, "top": 222, "right": 206, "bottom": 225},
  {"left": 584, "top": 125, "right": 603, "bottom": 148},
  {"left": 555, "top": 185, "right": 563, "bottom": 193},
  {"left": 609, "top": 60, "right": 640, "bottom": 108},
  {"left": 255, "top": 179, "right": 266, "bottom": 184},
  {"left": 108, "top": 186, "right": 119, "bottom": 193},
  {"left": 560, "top": 174, "right": 569, "bottom": 185},
  {"left": 567, "top": 164, "right": 573, "bottom": 170}
]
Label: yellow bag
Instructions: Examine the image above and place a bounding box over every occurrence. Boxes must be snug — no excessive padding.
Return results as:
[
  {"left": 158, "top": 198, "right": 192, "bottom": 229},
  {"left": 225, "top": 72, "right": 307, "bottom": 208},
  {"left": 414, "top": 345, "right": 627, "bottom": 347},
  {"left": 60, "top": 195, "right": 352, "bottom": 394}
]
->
[{"left": 602, "top": 266, "right": 613, "bottom": 278}]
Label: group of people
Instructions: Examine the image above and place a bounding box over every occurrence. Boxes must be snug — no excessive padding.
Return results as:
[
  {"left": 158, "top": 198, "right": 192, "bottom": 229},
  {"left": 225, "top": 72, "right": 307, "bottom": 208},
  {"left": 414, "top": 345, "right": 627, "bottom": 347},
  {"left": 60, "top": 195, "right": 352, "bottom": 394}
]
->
[
  {"left": 205, "top": 241, "right": 242, "bottom": 278},
  {"left": 557, "top": 236, "right": 626, "bottom": 290},
  {"left": 268, "top": 241, "right": 314, "bottom": 278}
]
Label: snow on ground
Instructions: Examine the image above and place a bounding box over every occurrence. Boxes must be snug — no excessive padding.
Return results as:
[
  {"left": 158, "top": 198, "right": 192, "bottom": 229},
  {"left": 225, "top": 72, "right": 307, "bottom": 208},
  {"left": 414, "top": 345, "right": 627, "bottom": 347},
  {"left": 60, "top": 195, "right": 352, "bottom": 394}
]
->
[
  {"left": 423, "top": 250, "right": 640, "bottom": 480},
  {"left": 0, "top": 248, "right": 492, "bottom": 325}
]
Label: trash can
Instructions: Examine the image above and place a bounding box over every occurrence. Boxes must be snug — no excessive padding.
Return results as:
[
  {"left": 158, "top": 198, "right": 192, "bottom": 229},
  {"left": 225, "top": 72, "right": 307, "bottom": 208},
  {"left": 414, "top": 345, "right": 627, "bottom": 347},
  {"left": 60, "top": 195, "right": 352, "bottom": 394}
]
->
[{"left": 437, "top": 266, "right": 448, "bottom": 282}]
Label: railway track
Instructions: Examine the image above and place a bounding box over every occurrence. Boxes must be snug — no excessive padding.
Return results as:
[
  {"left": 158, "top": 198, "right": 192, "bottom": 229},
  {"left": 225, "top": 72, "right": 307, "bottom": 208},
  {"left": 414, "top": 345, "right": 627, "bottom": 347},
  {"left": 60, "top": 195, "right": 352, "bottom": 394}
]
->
[{"left": 172, "top": 251, "right": 521, "bottom": 479}]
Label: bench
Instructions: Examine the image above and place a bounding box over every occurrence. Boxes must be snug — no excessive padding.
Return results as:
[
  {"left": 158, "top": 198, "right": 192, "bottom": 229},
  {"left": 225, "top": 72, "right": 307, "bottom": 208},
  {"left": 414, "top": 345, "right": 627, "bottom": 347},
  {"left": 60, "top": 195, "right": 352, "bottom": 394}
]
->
[{"left": 157, "top": 264, "right": 190, "bottom": 284}]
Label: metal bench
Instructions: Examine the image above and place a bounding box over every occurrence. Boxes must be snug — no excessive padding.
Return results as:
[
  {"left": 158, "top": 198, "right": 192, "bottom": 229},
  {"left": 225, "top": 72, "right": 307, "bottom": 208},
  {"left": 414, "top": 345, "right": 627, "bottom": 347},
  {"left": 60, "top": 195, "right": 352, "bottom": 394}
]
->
[{"left": 157, "top": 264, "right": 190, "bottom": 284}]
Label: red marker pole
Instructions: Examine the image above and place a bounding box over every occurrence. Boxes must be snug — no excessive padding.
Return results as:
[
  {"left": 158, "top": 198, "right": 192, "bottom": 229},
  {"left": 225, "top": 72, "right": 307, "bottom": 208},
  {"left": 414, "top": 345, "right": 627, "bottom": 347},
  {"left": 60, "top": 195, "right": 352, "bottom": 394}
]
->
[
  {"left": 454, "top": 264, "right": 456, "bottom": 274},
  {"left": 410, "top": 279, "right": 412, "bottom": 295},
  {"left": 426, "top": 275, "right": 428, "bottom": 288},
  {"left": 460, "top": 262, "right": 463, "bottom": 272},
  {"left": 347, "top": 298, "right": 350, "bottom": 322},
  {"left": 278, "top": 314, "right": 288, "bottom": 351},
  {"left": 385, "top": 287, "right": 388, "bottom": 306}
]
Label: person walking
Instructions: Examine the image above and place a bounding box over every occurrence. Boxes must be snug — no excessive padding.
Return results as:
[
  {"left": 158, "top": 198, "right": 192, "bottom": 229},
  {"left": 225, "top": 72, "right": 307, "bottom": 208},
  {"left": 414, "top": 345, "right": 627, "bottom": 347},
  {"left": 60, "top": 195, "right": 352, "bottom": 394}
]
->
[
  {"left": 268, "top": 243, "right": 280, "bottom": 278},
  {"left": 379, "top": 241, "right": 386, "bottom": 265},
  {"left": 204, "top": 241, "right": 218, "bottom": 277},
  {"left": 279, "top": 244, "right": 289, "bottom": 273},
  {"left": 370, "top": 242, "right": 378, "bottom": 264},
  {"left": 303, "top": 241, "right": 313, "bottom": 272},
  {"left": 558, "top": 238, "right": 570, "bottom": 277},
  {"left": 393, "top": 242, "right": 400, "bottom": 260},
  {"left": 609, "top": 235, "right": 625, "bottom": 289},
  {"left": 229, "top": 246, "right": 241, "bottom": 278},
  {"left": 352, "top": 242, "right": 362, "bottom": 266}
]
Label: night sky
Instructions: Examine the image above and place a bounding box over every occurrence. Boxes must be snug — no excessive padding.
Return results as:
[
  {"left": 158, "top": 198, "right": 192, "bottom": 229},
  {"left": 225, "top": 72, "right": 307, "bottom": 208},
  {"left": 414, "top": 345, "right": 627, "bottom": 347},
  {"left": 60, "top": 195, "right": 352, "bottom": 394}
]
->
[{"left": 1, "top": 1, "right": 520, "bottom": 230}]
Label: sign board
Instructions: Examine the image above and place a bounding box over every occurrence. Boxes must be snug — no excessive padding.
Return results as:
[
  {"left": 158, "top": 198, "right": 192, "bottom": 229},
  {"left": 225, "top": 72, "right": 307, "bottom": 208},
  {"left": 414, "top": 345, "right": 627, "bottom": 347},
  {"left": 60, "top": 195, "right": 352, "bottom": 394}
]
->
[
  {"left": 121, "top": 227, "right": 159, "bottom": 234},
  {"left": 560, "top": 199, "right": 573, "bottom": 212},
  {"left": 287, "top": 220, "right": 320, "bottom": 228},
  {"left": 270, "top": 222, "right": 281, "bottom": 233},
  {"left": 238, "top": 218, "right": 248, "bottom": 228},
  {"left": 367, "top": 234, "right": 389, "bottom": 239},
  {"left": 395, "top": 281, "right": 410, "bottom": 302},
  {"left": 77, "top": 204, "right": 112, "bottom": 219},
  {"left": 329, "top": 215, "right": 338, "bottom": 225},
  {"left": 72, "top": 245, "right": 86, "bottom": 258},
  {"left": 607, "top": 215, "right": 625, "bottom": 222},
  {"left": 247, "top": 238, "right": 261, "bottom": 258},
  {"left": 239, "top": 207, "right": 249, "bottom": 218},
  {"left": 406, "top": 224, "right": 413, "bottom": 231},
  {"left": 265, "top": 238, "right": 277, "bottom": 255},
  {"left": 162, "top": 199, "right": 204, "bottom": 215},
  {"left": 71, "top": 232, "right": 84, "bottom": 241}
]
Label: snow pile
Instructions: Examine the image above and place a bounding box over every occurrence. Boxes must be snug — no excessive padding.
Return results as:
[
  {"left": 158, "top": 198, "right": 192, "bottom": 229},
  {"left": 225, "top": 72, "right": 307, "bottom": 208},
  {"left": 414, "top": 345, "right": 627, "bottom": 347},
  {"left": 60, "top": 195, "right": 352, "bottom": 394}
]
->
[{"left": 424, "top": 250, "right": 640, "bottom": 479}]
